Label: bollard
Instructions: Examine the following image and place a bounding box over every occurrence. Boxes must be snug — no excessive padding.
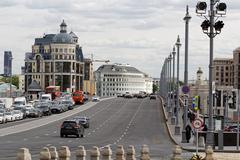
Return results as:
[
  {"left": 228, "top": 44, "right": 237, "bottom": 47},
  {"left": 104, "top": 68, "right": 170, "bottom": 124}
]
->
[
  {"left": 90, "top": 146, "right": 100, "bottom": 160},
  {"left": 40, "top": 147, "right": 51, "bottom": 160},
  {"left": 49, "top": 146, "right": 58, "bottom": 160},
  {"left": 76, "top": 146, "right": 86, "bottom": 160},
  {"left": 101, "top": 146, "right": 112, "bottom": 160},
  {"left": 16, "top": 148, "right": 32, "bottom": 160},
  {"left": 115, "top": 145, "right": 125, "bottom": 160},
  {"left": 205, "top": 146, "right": 215, "bottom": 160},
  {"left": 126, "top": 145, "right": 136, "bottom": 160},
  {"left": 140, "top": 145, "right": 150, "bottom": 160},
  {"left": 58, "top": 146, "right": 71, "bottom": 160},
  {"left": 198, "top": 136, "right": 205, "bottom": 147},
  {"left": 171, "top": 145, "right": 182, "bottom": 160}
]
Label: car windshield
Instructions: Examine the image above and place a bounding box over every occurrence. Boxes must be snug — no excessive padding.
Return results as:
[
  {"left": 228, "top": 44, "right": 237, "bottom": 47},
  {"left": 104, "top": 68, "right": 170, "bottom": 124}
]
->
[
  {"left": 13, "top": 101, "right": 24, "bottom": 105},
  {"left": 0, "top": 113, "right": 3, "bottom": 116},
  {"left": 38, "top": 105, "right": 48, "bottom": 108},
  {"left": 13, "top": 110, "right": 20, "bottom": 114},
  {"left": 62, "top": 121, "right": 77, "bottom": 127},
  {"left": 5, "top": 112, "right": 11, "bottom": 115}
]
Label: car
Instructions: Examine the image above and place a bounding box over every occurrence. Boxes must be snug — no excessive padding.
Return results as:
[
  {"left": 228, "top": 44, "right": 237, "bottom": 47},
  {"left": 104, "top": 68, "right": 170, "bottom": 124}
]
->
[
  {"left": 150, "top": 95, "right": 157, "bottom": 100},
  {"left": 13, "top": 106, "right": 27, "bottom": 119},
  {"left": 60, "top": 120, "right": 85, "bottom": 138},
  {"left": 124, "top": 92, "right": 133, "bottom": 98},
  {"left": 27, "top": 108, "right": 43, "bottom": 118},
  {"left": 0, "top": 113, "right": 6, "bottom": 124},
  {"left": 36, "top": 103, "right": 52, "bottom": 116},
  {"left": 5, "top": 111, "right": 14, "bottom": 122},
  {"left": 50, "top": 102, "right": 64, "bottom": 114},
  {"left": 12, "top": 110, "right": 24, "bottom": 120},
  {"left": 83, "top": 94, "right": 89, "bottom": 102},
  {"left": 61, "top": 100, "right": 74, "bottom": 110},
  {"left": 92, "top": 96, "right": 100, "bottom": 102},
  {"left": 73, "top": 116, "right": 90, "bottom": 128}
]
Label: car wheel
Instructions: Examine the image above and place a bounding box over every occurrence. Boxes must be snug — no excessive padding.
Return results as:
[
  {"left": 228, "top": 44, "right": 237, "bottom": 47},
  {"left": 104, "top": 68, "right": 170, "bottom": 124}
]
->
[
  {"left": 60, "top": 134, "right": 64, "bottom": 138},
  {"left": 81, "top": 134, "right": 84, "bottom": 138}
]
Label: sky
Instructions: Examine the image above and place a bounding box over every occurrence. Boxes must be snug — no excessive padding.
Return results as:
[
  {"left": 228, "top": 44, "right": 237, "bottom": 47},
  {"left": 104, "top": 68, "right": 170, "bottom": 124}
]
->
[{"left": 0, "top": 0, "right": 240, "bottom": 80}]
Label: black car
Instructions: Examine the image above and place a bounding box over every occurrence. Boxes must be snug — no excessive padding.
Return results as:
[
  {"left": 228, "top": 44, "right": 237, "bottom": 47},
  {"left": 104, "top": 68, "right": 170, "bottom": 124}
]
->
[
  {"left": 60, "top": 120, "right": 85, "bottom": 138},
  {"left": 37, "top": 103, "right": 51, "bottom": 116},
  {"left": 150, "top": 95, "right": 157, "bottom": 100},
  {"left": 73, "top": 116, "right": 90, "bottom": 128}
]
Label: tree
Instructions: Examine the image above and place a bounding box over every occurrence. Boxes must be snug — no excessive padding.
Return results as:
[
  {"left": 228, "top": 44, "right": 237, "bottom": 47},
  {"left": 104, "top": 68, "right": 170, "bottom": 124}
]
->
[
  {"left": 0, "top": 76, "right": 19, "bottom": 89},
  {"left": 152, "top": 84, "right": 158, "bottom": 93}
]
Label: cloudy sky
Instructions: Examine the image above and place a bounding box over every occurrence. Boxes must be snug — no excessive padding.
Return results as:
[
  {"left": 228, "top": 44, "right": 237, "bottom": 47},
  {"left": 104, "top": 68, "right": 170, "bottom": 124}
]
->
[{"left": 0, "top": 0, "right": 239, "bottom": 80}]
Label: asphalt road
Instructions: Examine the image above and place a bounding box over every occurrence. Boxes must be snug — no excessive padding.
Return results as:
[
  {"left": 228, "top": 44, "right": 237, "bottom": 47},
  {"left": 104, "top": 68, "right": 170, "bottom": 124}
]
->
[{"left": 0, "top": 97, "right": 189, "bottom": 159}]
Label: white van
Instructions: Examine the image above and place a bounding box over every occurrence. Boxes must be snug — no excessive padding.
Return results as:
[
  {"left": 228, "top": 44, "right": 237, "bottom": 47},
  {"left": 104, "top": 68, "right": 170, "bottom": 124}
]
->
[
  {"left": 41, "top": 94, "right": 52, "bottom": 102},
  {"left": 13, "top": 97, "right": 27, "bottom": 106}
]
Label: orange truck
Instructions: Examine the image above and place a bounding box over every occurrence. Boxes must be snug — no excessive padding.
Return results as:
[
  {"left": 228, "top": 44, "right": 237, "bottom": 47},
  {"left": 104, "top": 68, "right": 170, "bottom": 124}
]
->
[{"left": 72, "top": 91, "right": 84, "bottom": 104}]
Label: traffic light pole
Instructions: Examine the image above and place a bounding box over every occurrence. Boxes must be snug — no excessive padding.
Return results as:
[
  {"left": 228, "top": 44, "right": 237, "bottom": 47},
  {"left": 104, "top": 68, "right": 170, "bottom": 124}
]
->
[{"left": 206, "top": 0, "right": 215, "bottom": 148}]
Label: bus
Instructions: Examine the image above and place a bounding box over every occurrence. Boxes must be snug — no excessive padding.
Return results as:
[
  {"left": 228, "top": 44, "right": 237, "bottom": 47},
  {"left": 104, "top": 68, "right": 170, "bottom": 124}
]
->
[
  {"left": 45, "top": 86, "right": 61, "bottom": 100},
  {"left": 72, "top": 91, "right": 84, "bottom": 104}
]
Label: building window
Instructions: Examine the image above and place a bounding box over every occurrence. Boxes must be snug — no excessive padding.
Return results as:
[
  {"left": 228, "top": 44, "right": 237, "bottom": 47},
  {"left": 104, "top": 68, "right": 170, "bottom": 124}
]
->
[
  {"left": 216, "top": 66, "right": 219, "bottom": 70},
  {"left": 64, "top": 48, "right": 67, "bottom": 53},
  {"left": 60, "top": 48, "right": 63, "bottom": 53},
  {"left": 55, "top": 48, "right": 58, "bottom": 52}
]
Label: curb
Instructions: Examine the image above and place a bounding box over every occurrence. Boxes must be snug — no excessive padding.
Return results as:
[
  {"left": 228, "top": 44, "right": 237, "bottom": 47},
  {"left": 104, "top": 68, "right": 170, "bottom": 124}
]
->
[{"left": 158, "top": 96, "right": 178, "bottom": 146}]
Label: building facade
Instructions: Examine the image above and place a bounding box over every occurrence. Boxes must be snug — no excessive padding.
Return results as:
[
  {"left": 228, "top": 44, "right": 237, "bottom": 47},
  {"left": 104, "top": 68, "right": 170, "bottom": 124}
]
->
[
  {"left": 24, "top": 20, "right": 84, "bottom": 92},
  {"left": 233, "top": 47, "right": 240, "bottom": 89},
  {"left": 213, "top": 58, "right": 234, "bottom": 86},
  {"left": 83, "top": 58, "right": 96, "bottom": 95},
  {"left": 95, "top": 64, "right": 153, "bottom": 97},
  {"left": 4, "top": 51, "right": 12, "bottom": 76}
]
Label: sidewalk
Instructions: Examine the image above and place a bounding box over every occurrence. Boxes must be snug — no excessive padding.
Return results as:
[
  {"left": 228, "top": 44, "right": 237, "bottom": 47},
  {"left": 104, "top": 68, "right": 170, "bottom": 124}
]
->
[{"left": 160, "top": 97, "right": 240, "bottom": 160}]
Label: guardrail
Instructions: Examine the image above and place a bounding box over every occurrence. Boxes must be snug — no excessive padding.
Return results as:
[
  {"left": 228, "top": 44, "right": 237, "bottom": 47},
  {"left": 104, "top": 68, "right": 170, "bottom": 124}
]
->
[{"left": 16, "top": 144, "right": 216, "bottom": 160}]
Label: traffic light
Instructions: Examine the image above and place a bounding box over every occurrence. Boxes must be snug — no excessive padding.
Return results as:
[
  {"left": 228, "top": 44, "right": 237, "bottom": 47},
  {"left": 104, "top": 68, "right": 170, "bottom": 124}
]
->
[
  {"left": 201, "top": 20, "right": 210, "bottom": 33},
  {"left": 192, "top": 95, "right": 200, "bottom": 111},
  {"left": 214, "top": 21, "right": 224, "bottom": 33}
]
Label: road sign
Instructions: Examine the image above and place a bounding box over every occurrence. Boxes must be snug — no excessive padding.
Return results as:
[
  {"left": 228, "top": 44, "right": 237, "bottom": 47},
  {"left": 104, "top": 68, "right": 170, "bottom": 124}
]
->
[
  {"left": 192, "top": 118, "right": 203, "bottom": 130},
  {"left": 182, "top": 85, "right": 190, "bottom": 94}
]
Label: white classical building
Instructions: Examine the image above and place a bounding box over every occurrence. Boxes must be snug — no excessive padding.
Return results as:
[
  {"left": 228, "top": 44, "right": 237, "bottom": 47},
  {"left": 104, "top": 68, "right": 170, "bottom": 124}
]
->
[{"left": 95, "top": 64, "right": 153, "bottom": 97}]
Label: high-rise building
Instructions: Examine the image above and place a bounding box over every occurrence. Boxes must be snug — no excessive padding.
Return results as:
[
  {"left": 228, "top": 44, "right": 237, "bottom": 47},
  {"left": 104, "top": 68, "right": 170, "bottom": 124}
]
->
[
  {"left": 4, "top": 51, "right": 12, "bottom": 76},
  {"left": 24, "top": 20, "right": 84, "bottom": 92},
  {"left": 213, "top": 58, "right": 234, "bottom": 86}
]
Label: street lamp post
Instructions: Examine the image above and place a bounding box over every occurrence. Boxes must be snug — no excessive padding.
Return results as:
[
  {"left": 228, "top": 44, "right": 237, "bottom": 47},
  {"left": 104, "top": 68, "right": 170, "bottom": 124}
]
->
[
  {"left": 172, "top": 46, "right": 176, "bottom": 109},
  {"left": 175, "top": 35, "right": 181, "bottom": 135},
  {"left": 169, "top": 53, "right": 172, "bottom": 115},
  {"left": 167, "top": 55, "right": 172, "bottom": 114},
  {"left": 182, "top": 5, "right": 191, "bottom": 143},
  {"left": 196, "top": 0, "right": 227, "bottom": 147}
]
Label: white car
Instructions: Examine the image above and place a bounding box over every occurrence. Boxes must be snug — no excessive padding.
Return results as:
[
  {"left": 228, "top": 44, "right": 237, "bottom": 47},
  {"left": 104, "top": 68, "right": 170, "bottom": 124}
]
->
[
  {"left": 12, "top": 110, "right": 24, "bottom": 120},
  {"left": 92, "top": 96, "right": 100, "bottom": 102},
  {"left": 5, "top": 112, "right": 14, "bottom": 122},
  {"left": 0, "top": 113, "right": 6, "bottom": 123}
]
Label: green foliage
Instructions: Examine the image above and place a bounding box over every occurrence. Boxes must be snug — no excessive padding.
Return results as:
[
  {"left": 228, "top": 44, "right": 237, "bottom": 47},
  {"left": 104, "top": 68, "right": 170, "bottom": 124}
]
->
[
  {"left": 152, "top": 84, "right": 158, "bottom": 93},
  {"left": 0, "top": 76, "right": 19, "bottom": 89}
]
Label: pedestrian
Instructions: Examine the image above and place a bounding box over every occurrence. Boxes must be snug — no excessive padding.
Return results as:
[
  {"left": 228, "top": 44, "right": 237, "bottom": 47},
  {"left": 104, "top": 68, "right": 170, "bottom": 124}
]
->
[
  {"left": 185, "top": 124, "right": 192, "bottom": 143},
  {"left": 202, "top": 124, "right": 208, "bottom": 142}
]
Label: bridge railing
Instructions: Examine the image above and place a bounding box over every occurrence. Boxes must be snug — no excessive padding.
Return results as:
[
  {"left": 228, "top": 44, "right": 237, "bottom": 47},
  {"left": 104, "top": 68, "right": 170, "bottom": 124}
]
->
[{"left": 16, "top": 144, "right": 216, "bottom": 160}]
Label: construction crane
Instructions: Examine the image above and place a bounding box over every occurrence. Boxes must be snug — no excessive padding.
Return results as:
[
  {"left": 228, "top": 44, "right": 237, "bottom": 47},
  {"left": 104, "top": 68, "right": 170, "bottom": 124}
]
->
[
  {"left": 91, "top": 54, "right": 110, "bottom": 64},
  {"left": 92, "top": 59, "right": 110, "bottom": 63}
]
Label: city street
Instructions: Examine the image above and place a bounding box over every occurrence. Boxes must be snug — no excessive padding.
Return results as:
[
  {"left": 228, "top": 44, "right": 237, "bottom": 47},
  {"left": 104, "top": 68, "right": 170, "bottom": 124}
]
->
[{"left": 0, "top": 97, "right": 185, "bottom": 159}]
